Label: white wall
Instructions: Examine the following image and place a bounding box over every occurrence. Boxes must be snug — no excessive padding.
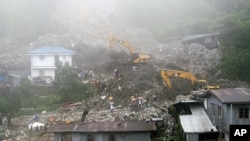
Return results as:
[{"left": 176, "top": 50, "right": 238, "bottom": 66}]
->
[
  {"left": 59, "top": 55, "right": 72, "bottom": 66},
  {"left": 30, "top": 54, "right": 73, "bottom": 80},
  {"left": 31, "top": 55, "right": 55, "bottom": 68},
  {"left": 31, "top": 69, "right": 55, "bottom": 79}
]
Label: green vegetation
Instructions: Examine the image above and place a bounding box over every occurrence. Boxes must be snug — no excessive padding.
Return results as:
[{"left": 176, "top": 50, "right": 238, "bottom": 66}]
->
[
  {"left": 151, "top": 106, "right": 183, "bottom": 141},
  {"left": 218, "top": 13, "right": 250, "bottom": 83},
  {"left": 55, "top": 62, "right": 96, "bottom": 102},
  {"left": 0, "top": 64, "right": 96, "bottom": 116}
]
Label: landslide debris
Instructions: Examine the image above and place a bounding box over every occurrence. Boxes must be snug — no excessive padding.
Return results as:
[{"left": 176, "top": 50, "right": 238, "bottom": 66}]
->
[{"left": 4, "top": 59, "right": 179, "bottom": 141}]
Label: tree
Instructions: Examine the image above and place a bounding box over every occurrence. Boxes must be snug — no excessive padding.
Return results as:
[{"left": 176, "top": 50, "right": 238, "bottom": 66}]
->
[
  {"left": 55, "top": 63, "right": 79, "bottom": 101},
  {"left": 218, "top": 11, "right": 250, "bottom": 83},
  {"left": 19, "top": 76, "right": 32, "bottom": 97},
  {"left": 0, "top": 98, "right": 8, "bottom": 114}
]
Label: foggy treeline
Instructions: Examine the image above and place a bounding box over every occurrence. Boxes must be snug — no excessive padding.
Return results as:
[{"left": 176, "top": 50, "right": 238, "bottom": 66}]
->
[{"left": 0, "top": 0, "right": 249, "bottom": 41}]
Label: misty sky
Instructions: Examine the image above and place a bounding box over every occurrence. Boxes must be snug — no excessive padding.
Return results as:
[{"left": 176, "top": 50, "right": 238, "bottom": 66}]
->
[{"left": 0, "top": 0, "right": 242, "bottom": 39}]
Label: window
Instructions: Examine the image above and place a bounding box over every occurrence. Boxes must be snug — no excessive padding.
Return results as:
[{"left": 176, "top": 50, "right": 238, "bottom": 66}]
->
[
  {"left": 210, "top": 103, "right": 216, "bottom": 115},
  {"left": 239, "top": 108, "right": 249, "bottom": 119},
  {"left": 109, "top": 134, "right": 114, "bottom": 141},
  {"left": 218, "top": 105, "right": 222, "bottom": 117},
  {"left": 87, "top": 134, "right": 94, "bottom": 141},
  {"left": 39, "top": 55, "right": 45, "bottom": 60},
  {"left": 62, "top": 133, "right": 72, "bottom": 141},
  {"left": 199, "top": 133, "right": 217, "bottom": 140}
]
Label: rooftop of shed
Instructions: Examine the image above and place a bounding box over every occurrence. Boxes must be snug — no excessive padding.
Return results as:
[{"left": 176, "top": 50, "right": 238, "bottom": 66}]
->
[
  {"left": 46, "top": 120, "right": 156, "bottom": 133},
  {"left": 202, "top": 88, "right": 250, "bottom": 103},
  {"left": 179, "top": 104, "right": 218, "bottom": 133}
]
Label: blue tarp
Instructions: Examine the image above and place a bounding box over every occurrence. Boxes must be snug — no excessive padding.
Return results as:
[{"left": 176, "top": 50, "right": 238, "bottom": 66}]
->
[{"left": 0, "top": 75, "right": 6, "bottom": 82}]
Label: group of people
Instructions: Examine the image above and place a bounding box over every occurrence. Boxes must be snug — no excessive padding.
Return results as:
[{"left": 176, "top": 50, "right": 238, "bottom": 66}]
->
[{"left": 130, "top": 94, "right": 157, "bottom": 108}]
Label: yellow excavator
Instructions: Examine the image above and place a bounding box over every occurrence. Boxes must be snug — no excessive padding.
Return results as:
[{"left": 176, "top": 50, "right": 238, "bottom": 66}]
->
[
  {"left": 160, "top": 69, "right": 219, "bottom": 90},
  {"left": 109, "top": 35, "right": 150, "bottom": 64}
]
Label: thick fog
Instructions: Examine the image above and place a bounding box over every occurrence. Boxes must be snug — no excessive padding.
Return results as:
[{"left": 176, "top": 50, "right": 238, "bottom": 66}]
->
[
  {"left": 0, "top": 0, "right": 239, "bottom": 70},
  {"left": 0, "top": 0, "right": 236, "bottom": 40}
]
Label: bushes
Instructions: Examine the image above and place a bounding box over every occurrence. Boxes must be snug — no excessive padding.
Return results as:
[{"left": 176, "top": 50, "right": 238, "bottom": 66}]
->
[
  {"left": 2, "top": 78, "right": 95, "bottom": 116},
  {"left": 0, "top": 98, "right": 8, "bottom": 114}
]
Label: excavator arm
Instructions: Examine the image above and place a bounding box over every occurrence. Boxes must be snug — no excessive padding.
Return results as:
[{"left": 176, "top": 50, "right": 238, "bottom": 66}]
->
[
  {"left": 109, "top": 36, "right": 135, "bottom": 53},
  {"left": 109, "top": 35, "right": 150, "bottom": 64},
  {"left": 162, "top": 69, "right": 197, "bottom": 85},
  {"left": 160, "top": 69, "right": 172, "bottom": 89}
]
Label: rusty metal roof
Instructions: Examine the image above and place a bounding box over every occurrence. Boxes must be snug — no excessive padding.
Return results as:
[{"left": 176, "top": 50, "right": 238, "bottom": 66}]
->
[
  {"left": 204, "top": 88, "right": 250, "bottom": 103},
  {"left": 46, "top": 121, "right": 156, "bottom": 133}
]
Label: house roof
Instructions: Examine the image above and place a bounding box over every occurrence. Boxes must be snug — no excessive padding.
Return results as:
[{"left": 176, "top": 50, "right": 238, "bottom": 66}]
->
[
  {"left": 26, "top": 46, "right": 75, "bottom": 55},
  {"left": 46, "top": 121, "right": 156, "bottom": 133},
  {"left": 182, "top": 32, "right": 219, "bottom": 42},
  {"left": 179, "top": 104, "right": 218, "bottom": 133},
  {"left": 202, "top": 88, "right": 250, "bottom": 103}
]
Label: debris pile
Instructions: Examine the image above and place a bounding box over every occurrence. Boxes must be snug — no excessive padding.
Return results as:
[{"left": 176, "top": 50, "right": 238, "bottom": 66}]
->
[{"left": 2, "top": 59, "right": 180, "bottom": 140}]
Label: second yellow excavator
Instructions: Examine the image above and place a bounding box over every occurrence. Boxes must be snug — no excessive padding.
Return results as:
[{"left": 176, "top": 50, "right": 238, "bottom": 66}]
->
[
  {"left": 109, "top": 35, "right": 150, "bottom": 64},
  {"left": 160, "top": 69, "right": 219, "bottom": 90}
]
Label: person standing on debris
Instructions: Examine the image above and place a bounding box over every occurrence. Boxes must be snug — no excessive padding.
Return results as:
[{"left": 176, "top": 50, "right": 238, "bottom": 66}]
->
[
  {"left": 49, "top": 116, "right": 55, "bottom": 124},
  {"left": 33, "top": 115, "right": 39, "bottom": 122},
  {"left": 81, "top": 109, "right": 89, "bottom": 122},
  {"left": 130, "top": 95, "right": 136, "bottom": 107},
  {"left": 0, "top": 113, "right": 2, "bottom": 126},
  {"left": 109, "top": 96, "right": 114, "bottom": 113},
  {"left": 152, "top": 95, "right": 157, "bottom": 107},
  {"left": 145, "top": 98, "right": 149, "bottom": 107},
  {"left": 7, "top": 114, "right": 11, "bottom": 127},
  {"left": 138, "top": 96, "right": 143, "bottom": 108},
  {"left": 114, "top": 68, "right": 119, "bottom": 79},
  {"left": 109, "top": 96, "right": 114, "bottom": 102},
  {"left": 110, "top": 102, "right": 114, "bottom": 113},
  {"left": 132, "top": 65, "right": 137, "bottom": 71}
]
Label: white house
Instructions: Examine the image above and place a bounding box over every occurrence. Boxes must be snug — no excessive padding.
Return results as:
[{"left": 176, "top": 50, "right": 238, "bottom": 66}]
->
[{"left": 26, "top": 46, "right": 75, "bottom": 84}]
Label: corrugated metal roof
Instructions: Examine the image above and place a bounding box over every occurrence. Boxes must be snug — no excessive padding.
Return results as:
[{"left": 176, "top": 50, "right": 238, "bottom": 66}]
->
[
  {"left": 179, "top": 104, "right": 217, "bottom": 133},
  {"left": 46, "top": 121, "right": 156, "bottom": 133},
  {"left": 26, "top": 46, "right": 75, "bottom": 55},
  {"left": 206, "top": 88, "right": 250, "bottom": 103},
  {"left": 182, "top": 33, "right": 219, "bottom": 41}
]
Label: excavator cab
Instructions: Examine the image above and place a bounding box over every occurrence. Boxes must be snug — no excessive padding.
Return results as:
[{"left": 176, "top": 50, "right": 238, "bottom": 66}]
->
[{"left": 194, "top": 80, "right": 208, "bottom": 90}]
